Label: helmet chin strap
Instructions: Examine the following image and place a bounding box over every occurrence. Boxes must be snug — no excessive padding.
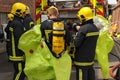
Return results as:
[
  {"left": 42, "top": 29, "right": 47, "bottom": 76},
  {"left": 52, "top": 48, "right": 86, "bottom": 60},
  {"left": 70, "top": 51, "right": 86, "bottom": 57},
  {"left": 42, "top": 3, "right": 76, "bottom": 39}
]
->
[{"left": 80, "top": 15, "right": 86, "bottom": 23}]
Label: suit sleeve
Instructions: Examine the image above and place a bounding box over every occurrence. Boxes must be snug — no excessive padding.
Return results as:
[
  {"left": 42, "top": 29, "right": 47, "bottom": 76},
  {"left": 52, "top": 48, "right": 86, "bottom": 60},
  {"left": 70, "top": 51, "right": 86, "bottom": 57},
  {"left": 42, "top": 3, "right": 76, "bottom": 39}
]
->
[{"left": 74, "top": 26, "right": 87, "bottom": 47}]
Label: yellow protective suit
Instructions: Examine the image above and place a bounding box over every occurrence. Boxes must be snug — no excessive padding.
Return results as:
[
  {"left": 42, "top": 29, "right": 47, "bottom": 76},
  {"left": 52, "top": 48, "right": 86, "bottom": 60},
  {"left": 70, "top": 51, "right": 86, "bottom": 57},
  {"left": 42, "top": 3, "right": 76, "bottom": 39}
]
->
[
  {"left": 18, "top": 25, "right": 72, "bottom": 80},
  {"left": 94, "top": 15, "right": 114, "bottom": 79}
]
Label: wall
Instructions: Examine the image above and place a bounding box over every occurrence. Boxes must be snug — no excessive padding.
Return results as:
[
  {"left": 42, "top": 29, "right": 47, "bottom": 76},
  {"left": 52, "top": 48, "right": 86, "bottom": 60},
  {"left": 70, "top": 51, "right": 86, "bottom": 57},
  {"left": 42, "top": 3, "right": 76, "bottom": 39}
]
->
[
  {"left": 0, "top": 0, "right": 36, "bottom": 25},
  {"left": 112, "top": 0, "right": 120, "bottom": 33}
]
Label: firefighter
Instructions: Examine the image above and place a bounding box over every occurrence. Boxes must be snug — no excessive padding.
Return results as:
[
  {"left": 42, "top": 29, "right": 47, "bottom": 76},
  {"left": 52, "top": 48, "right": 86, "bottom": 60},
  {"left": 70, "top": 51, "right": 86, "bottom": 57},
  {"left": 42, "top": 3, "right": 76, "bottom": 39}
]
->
[
  {"left": 5, "top": 2, "right": 26, "bottom": 80},
  {"left": 74, "top": 7, "right": 99, "bottom": 80},
  {"left": 40, "top": 6, "right": 72, "bottom": 80},
  {"left": 40, "top": 6, "right": 71, "bottom": 58},
  {"left": 23, "top": 6, "right": 34, "bottom": 31}
]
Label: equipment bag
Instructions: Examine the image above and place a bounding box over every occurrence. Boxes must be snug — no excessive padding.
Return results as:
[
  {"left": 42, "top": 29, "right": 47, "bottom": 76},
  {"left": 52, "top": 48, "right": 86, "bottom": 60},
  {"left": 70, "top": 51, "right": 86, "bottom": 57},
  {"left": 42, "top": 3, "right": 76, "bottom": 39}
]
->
[{"left": 52, "top": 21, "right": 65, "bottom": 58}]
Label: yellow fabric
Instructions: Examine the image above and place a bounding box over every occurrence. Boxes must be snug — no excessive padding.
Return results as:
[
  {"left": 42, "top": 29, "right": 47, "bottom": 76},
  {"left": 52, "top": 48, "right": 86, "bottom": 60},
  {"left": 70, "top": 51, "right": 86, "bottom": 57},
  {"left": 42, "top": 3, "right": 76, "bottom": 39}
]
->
[
  {"left": 18, "top": 24, "right": 72, "bottom": 80},
  {"left": 79, "top": 69, "right": 82, "bottom": 80},
  {"left": 96, "top": 29, "right": 114, "bottom": 79},
  {"left": 94, "top": 15, "right": 114, "bottom": 79},
  {"left": 15, "top": 63, "right": 22, "bottom": 80},
  {"left": 19, "top": 25, "right": 55, "bottom": 80},
  {"left": 52, "top": 50, "right": 72, "bottom": 80}
]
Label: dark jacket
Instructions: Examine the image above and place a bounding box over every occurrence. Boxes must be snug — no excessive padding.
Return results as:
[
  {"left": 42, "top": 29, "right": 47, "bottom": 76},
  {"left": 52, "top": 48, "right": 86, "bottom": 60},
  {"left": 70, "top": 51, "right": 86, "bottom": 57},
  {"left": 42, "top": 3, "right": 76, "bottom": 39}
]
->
[
  {"left": 41, "top": 18, "right": 71, "bottom": 52},
  {"left": 0, "top": 31, "right": 4, "bottom": 40},
  {"left": 23, "top": 14, "right": 34, "bottom": 31},
  {"left": 74, "top": 20, "right": 99, "bottom": 63},
  {"left": 5, "top": 16, "right": 25, "bottom": 61}
]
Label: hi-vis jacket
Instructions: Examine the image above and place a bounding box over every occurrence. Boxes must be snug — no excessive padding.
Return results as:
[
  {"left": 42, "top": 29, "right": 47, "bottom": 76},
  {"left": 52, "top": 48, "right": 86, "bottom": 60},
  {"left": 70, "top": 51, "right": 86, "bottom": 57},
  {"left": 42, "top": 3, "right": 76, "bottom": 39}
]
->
[
  {"left": 5, "top": 16, "right": 25, "bottom": 61},
  {"left": 18, "top": 25, "right": 72, "bottom": 80}
]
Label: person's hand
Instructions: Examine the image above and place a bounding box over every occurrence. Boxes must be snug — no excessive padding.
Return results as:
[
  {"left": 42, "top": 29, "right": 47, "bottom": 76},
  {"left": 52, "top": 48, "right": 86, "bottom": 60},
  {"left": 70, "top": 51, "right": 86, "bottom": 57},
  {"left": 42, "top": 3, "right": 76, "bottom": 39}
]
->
[{"left": 73, "top": 33, "right": 78, "bottom": 39}]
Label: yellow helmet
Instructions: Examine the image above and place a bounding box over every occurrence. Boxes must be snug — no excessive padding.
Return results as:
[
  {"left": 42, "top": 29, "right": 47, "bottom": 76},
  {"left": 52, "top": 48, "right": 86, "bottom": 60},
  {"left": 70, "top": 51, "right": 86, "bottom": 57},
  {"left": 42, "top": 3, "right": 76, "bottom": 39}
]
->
[
  {"left": 11, "top": 2, "right": 26, "bottom": 17},
  {"left": 77, "top": 7, "right": 93, "bottom": 23},
  {"left": 26, "top": 6, "right": 30, "bottom": 14},
  {"left": 7, "top": 13, "right": 14, "bottom": 21}
]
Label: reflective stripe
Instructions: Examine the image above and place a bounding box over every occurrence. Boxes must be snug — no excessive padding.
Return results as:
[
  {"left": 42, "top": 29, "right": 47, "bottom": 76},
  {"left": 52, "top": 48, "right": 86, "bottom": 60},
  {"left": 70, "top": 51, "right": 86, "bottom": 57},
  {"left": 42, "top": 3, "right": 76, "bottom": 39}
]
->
[
  {"left": 9, "top": 27, "right": 13, "bottom": 32},
  {"left": 9, "top": 56, "right": 24, "bottom": 61},
  {"left": 29, "top": 21, "right": 34, "bottom": 28},
  {"left": 53, "top": 31, "right": 65, "bottom": 35},
  {"left": 74, "top": 61, "right": 94, "bottom": 66},
  {"left": 24, "top": 27, "right": 26, "bottom": 31},
  {"left": 86, "top": 32, "right": 99, "bottom": 37},
  {"left": 79, "top": 69, "right": 82, "bottom": 80},
  {"left": 53, "top": 22, "right": 64, "bottom": 30},
  {"left": 10, "top": 27, "right": 24, "bottom": 61},
  {"left": 6, "top": 39, "right": 10, "bottom": 41},
  {"left": 45, "top": 30, "right": 52, "bottom": 42},
  {"left": 11, "top": 27, "right": 16, "bottom": 56},
  {"left": 15, "top": 63, "right": 22, "bottom": 80}
]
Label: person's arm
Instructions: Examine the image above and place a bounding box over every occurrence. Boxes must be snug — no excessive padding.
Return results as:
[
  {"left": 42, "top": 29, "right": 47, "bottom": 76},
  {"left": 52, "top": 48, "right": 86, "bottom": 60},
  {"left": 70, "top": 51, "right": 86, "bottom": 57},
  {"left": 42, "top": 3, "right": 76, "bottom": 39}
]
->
[
  {"left": 65, "top": 26, "right": 71, "bottom": 46},
  {"left": 40, "top": 22, "right": 46, "bottom": 38},
  {"left": 74, "top": 26, "right": 86, "bottom": 48}
]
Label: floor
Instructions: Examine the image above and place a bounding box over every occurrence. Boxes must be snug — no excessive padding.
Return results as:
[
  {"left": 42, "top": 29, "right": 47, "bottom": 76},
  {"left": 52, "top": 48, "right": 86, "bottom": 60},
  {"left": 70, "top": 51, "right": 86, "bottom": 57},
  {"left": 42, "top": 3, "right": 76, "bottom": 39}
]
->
[{"left": 0, "top": 41, "right": 118, "bottom": 80}]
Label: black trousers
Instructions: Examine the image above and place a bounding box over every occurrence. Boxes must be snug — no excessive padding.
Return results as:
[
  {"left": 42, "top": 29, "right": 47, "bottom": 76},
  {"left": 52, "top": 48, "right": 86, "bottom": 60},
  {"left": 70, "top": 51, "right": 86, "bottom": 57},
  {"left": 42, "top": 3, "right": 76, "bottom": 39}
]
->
[
  {"left": 13, "top": 62, "right": 26, "bottom": 80},
  {"left": 75, "top": 65, "right": 95, "bottom": 80}
]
